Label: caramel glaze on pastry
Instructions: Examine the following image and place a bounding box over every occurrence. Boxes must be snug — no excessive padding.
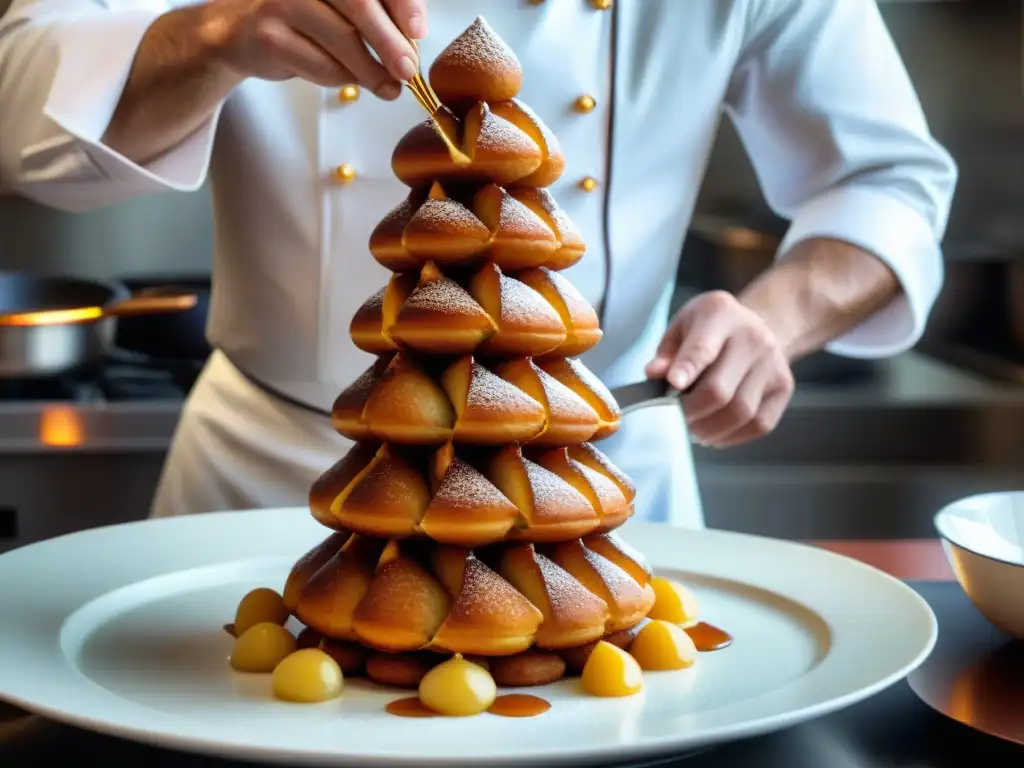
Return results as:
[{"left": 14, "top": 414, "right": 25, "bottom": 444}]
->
[{"left": 289, "top": 16, "right": 653, "bottom": 687}]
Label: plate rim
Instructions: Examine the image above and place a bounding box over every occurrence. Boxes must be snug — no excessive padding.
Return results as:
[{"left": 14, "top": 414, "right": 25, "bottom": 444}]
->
[{"left": 0, "top": 510, "right": 938, "bottom": 767}]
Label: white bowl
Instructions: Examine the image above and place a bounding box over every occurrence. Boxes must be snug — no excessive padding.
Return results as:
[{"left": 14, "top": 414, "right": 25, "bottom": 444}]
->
[{"left": 934, "top": 491, "right": 1024, "bottom": 639}]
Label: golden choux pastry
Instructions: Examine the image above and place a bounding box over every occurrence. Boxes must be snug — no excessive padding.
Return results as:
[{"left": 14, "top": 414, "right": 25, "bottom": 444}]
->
[
  {"left": 369, "top": 192, "right": 423, "bottom": 272},
  {"left": 494, "top": 358, "right": 600, "bottom": 446},
  {"left": 349, "top": 273, "right": 416, "bottom": 355},
  {"left": 392, "top": 103, "right": 542, "bottom": 189},
  {"left": 441, "top": 355, "right": 546, "bottom": 444},
  {"left": 330, "top": 355, "right": 393, "bottom": 441},
  {"left": 489, "top": 649, "right": 566, "bottom": 687},
  {"left": 536, "top": 357, "right": 622, "bottom": 438},
  {"left": 403, "top": 183, "right": 491, "bottom": 264},
  {"left": 471, "top": 184, "right": 559, "bottom": 270},
  {"left": 582, "top": 532, "right": 654, "bottom": 587},
  {"left": 366, "top": 650, "right": 444, "bottom": 688},
  {"left": 568, "top": 443, "right": 638, "bottom": 504},
  {"left": 330, "top": 444, "right": 432, "bottom": 538},
  {"left": 485, "top": 444, "right": 601, "bottom": 542},
  {"left": 419, "top": 443, "right": 521, "bottom": 546},
  {"left": 531, "top": 447, "right": 632, "bottom": 532},
  {"left": 362, "top": 354, "right": 455, "bottom": 445},
  {"left": 388, "top": 262, "right": 497, "bottom": 355},
  {"left": 560, "top": 619, "right": 648, "bottom": 672},
  {"left": 283, "top": 530, "right": 351, "bottom": 614},
  {"left": 308, "top": 442, "right": 380, "bottom": 531},
  {"left": 429, "top": 17, "right": 523, "bottom": 110},
  {"left": 508, "top": 188, "right": 586, "bottom": 270},
  {"left": 489, "top": 99, "right": 565, "bottom": 188},
  {"left": 469, "top": 262, "right": 566, "bottom": 356},
  {"left": 518, "top": 267, "right": 602, "bottom": 357}
]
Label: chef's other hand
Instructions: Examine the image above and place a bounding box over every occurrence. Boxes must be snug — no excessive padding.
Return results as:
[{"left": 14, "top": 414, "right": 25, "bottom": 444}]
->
[
  {"left": 201, "top": 0, "right": 426, "bottom": 97},
  {"left": 645, "top": 291, "right": 795, "bottom": 448}
]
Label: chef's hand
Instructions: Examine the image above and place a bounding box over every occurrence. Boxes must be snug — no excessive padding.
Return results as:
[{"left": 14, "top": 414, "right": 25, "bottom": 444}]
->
[
  {"left": 645, "top": 291, "right": 795, "bottom": 448},
  {"left": 201, "top": 0, "right": 426, "bottom": 97}
]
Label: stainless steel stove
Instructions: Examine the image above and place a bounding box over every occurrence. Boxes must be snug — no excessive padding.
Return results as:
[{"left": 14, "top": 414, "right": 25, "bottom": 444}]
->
[{"left": 0, "top": 352, "right": 192, "bottom": 555}]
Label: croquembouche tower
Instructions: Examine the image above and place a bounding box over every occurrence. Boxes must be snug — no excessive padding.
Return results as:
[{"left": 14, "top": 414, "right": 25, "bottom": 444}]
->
[{"left": 281, "top": 18, "right": 657, "bottom": 689}]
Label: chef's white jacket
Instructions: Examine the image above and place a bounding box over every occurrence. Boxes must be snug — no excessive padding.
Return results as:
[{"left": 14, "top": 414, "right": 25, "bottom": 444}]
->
[{"left": 0, "top": 0, "right": 957, "bottom": 528}]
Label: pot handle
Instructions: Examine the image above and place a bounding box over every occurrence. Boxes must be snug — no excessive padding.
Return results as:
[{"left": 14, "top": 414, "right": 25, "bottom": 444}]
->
[{"left": 103, "top": 293, "right": 198, "bottom": 317}]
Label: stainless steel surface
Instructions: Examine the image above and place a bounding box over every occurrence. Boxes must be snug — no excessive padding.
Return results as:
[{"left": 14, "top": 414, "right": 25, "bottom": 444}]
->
[{"left": 696, "top": 352, "right": 1024, "bottom": 540}]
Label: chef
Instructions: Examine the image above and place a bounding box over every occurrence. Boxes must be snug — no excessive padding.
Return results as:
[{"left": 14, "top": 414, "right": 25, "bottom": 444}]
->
[{"left": 0, "top": 0, "right": 956, "bottom": 528}]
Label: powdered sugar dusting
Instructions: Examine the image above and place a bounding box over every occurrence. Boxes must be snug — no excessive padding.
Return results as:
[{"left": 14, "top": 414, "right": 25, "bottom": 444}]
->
[
  {"left": 466, "top": 362, "right": 540, "bottom": 410},
  {"left": 434, "top": 457, "right": 514, "bottom": 510},
  {"left": 435, "top": 17, "right": 521, "bottom": 77},
  {"left": 403, "top": 277, "right": 488, "bottom": 317},
  {"left": 448, "top": 557, "right": 540, "bottom": 624},
  {"left": 474, "top": 108, "right": 537, "bottom": 156},
  {"left": 360, "top": 287, "right": 386, "bottom": 313},
  {"left": 524, "top": 461, "right": 592, "bottom": 521},
  {"left": 499, "top": 275, "right": 560, "bottom": 326},
  {"left": 567, "top": 358, "right": 621, "bottom": 415},
  {"left": 534, "top": 551, "right": 607, "bottom": 619},
  {"left": 538, "top": 369, "right": 599, "bottom": 422},
  {"left": 408, "top": 199, "right": 489, "bottom": 237},
  {"left": 499, "top": 193, "right": 549, "bottom": 236}
]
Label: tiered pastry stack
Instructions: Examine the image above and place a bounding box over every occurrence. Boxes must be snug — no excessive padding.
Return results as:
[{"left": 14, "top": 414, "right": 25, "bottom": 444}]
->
[{"left": 225, "top": 18, "right": 709, "bottom": 716}]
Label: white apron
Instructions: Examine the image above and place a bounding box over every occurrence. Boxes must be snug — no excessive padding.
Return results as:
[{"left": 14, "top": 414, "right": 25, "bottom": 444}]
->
[{"left": 149, "top": 351, "right": 705, "bottom": 527}]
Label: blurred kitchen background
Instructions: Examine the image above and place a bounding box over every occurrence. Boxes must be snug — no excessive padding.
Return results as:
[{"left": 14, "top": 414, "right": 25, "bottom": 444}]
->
[{"left": 1, "top": 0, "right": 1023, "bottom": 553}]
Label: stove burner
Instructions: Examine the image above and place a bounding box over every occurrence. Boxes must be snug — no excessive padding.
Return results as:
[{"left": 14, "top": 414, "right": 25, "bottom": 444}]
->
[{"left": 0, "top": 350, "right": 204, "bottom": 403}]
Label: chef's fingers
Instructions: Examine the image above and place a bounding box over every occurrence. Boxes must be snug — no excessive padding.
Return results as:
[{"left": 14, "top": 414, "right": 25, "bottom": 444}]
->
[
  {"left": 383, "top": 0, "right": 428, "bottom": 39},
  {"left": 334, "top": 0, "right": 418, "bottom": 82},
  {"left": 712, "top": 383, "right": 791, "bottom": 448},
  {"left": 255, "top": 19, "right": 354, "bottom": 87},
  {"left": 666, "top": 309, "right": 735, "bottom": 392},
  {"left": 680, "top": 336, "right": 750, "bottom": 425},
  {"left": 644, "top": 321, "right": 683, "bottom": 379},
  {"left": 689, "top": 359, "right": 773, "bottom": 446}
]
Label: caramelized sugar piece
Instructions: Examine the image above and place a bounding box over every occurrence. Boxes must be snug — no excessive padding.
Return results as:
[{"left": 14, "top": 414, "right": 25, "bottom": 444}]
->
[
  {"left": 429, "top": 548, "right": 544, "bottom": 655},
  {"left": 402, "top": 183, "right": 490, "bottom": 265},
  {"left": 295, "top": 535, "right": 387, "bottom": 641},
  {"left": 440, "top": 356, "right": 546, "bottom": 444},
  {"left": 330, "top": 445, "right": 431, "bottom": 538},
  {"left": 331, "top": 356, "right": 393, "bottom": 441},
  {"left": 582, "top": 532, "right": 653, "bottom": 588},
  {"left": 518, "top": 267, "right": 602, "bottom": 357},
  {"left": 495, "top": 543, "right": 609, "bottom": 649},
  {"left": 349, "top": 273, "right": 418, "bottom": 355},
  {"left": 352, "top": 544, "right": 452, "bottom": 652},
  {"left": 509, "top": 188, "right": 586, "bottom": 271},
  {"left": 532, "top": 447, "right": 631, "bottom": 532},
  {"left": 568, "top": 443, "right": 637, "bottom": 504},
  {"left": 419, "top": 445, "right": 520, "bottom": 546},
  {"left": 369, "top": 192, "right": 424, "bottom": 272},
  {"left": 484, "top": 444, "right": 600, "bottom": 541},
  {"left": 544, "top": 539, "right": 655, "bottom": 633},
  {"left": 490, "top": 99, "right": 564, "bottom": 188},
  {"left": 428, "top": 16, "right": 524, "bottom": 110},
  {"left": 469, "top": 263, "right": 566, "bottom": 357},
  {"left": 308, "top": 442, "right": 380, "bottom": 531},
  {"left": 388, "top": 262, "right": 496, "bottom": 355},
  {"left": 472, "top": 184, "right": 558, "bottom": 271},
  {"left": 282, "top": 531, "right": 352, "bottom": 613},
  {"left": 494, "top": 358, "right": 600, "bottom": 446},
  {"left": 535, "top": 358, "right": 621, "bottom": 439},
  {"left": 362, "top": 354, "right": 455, "bottom": 445}
]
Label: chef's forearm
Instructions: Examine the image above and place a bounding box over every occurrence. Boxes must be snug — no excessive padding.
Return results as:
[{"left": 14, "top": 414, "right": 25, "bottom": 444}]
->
[
  {"left": 737, "top": 237, "right": 901, "bottom": 361},
  {"left": 101, "top": 6, "right": 242, "bottom": 166}
]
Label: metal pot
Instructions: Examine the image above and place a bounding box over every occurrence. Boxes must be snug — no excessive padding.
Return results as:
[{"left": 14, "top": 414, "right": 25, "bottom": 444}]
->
[{"left": 0, "top": 272, "right": 196, "bottom": 378}]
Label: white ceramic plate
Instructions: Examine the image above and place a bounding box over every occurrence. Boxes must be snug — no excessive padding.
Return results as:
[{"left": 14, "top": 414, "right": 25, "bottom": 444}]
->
[{"left": 0, "top": 509, "right": 936, "bottom": 767}]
